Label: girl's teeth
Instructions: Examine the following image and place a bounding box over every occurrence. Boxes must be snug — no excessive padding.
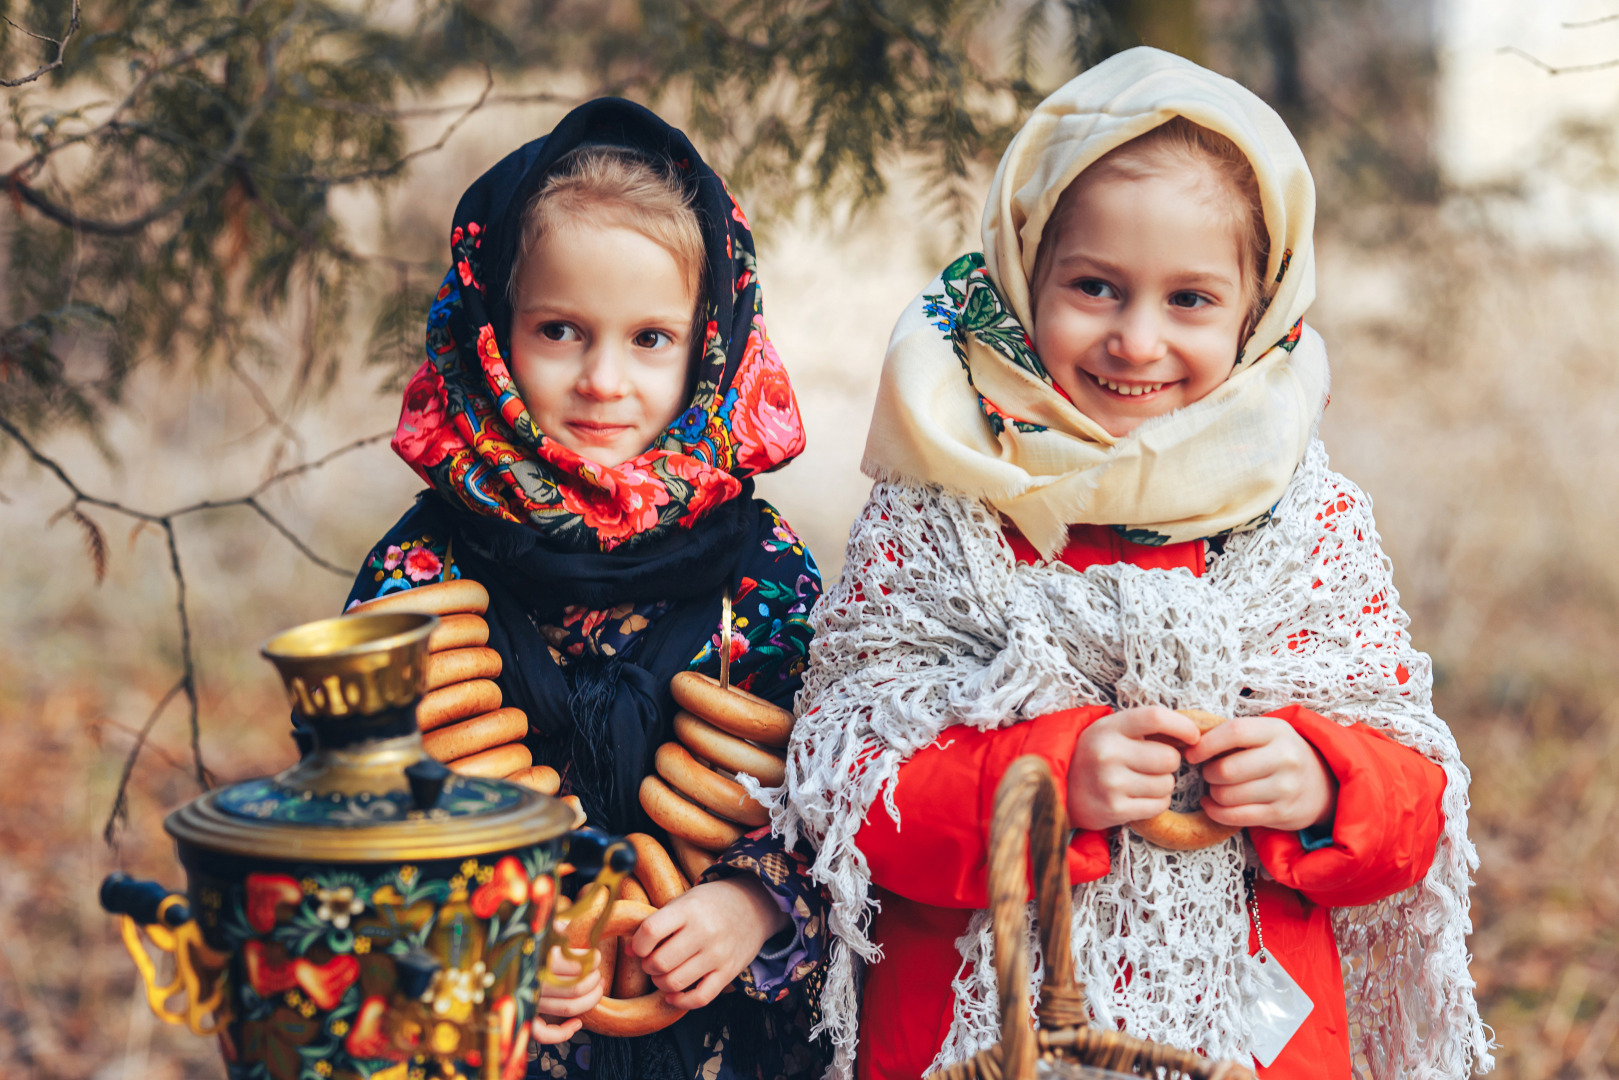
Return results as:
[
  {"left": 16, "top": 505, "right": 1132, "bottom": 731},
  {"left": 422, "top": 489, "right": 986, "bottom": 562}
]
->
[{"left": 1097, "top": 376, "right": 1165, "bottom": 396}]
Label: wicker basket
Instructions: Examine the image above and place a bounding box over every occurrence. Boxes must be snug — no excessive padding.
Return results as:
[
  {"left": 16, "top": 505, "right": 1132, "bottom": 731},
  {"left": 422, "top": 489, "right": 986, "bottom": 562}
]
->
[{"left": 923, "top": 756, "right": 1257, "bottom": 1080}]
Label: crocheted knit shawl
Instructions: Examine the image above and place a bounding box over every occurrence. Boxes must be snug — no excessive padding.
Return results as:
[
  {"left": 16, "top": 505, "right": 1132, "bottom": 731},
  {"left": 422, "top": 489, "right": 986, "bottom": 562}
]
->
[{"left": 762, "top": 439, "right": 1492, "bottom": 1079}]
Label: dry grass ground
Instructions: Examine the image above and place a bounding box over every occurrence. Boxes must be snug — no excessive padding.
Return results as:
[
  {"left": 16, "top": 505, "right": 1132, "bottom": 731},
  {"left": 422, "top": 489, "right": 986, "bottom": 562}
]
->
[{"left": 2, "top": 177, "right": 1616, "bottom": 1077}]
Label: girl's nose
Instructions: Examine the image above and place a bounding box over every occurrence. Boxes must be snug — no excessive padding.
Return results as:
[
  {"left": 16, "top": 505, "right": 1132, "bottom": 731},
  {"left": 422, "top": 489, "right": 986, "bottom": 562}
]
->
[
  {"left": 576, "top": 347, "right": 629, "bottom": 399},
  {"left": 1107, "top": 303, "right": 1169, "bottom": 366}
]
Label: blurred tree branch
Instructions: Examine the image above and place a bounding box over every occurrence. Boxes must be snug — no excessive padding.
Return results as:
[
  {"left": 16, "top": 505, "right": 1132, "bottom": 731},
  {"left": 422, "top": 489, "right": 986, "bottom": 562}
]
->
[
  {"left": 0, "top": 410, "right": 389, "bottom": 842},
  {"left": 0, "top": 0, "right": 77, "bottom": 87}
]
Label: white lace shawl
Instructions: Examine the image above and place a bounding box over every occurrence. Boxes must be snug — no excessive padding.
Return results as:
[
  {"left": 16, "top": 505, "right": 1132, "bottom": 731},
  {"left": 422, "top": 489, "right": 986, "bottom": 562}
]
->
[{"left": 758, "top": 440, "right": 1492, "bottom": 1079}]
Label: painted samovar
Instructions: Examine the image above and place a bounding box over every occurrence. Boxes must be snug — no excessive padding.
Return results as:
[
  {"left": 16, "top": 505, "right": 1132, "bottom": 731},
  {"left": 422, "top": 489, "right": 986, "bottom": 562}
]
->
[{"left": 99, "top": 610, "right": 631, "bottom": 1080}]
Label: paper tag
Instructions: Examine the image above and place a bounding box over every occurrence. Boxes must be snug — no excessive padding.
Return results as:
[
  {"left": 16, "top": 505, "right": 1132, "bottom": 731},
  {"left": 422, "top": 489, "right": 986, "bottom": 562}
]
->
[{"left": 1246, "top": 947, "right": 1314, "bottom": 1068}]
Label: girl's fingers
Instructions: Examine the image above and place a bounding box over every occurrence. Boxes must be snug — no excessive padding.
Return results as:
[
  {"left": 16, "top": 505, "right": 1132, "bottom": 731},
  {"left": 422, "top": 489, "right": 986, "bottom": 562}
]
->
[
  {"left": 1119, "top": 707, "right": 1203, "bottom": 745},
  {"left": 629, "top": 905, "right": 682, "bottom": 960},
  {"left": 651, "top": 953, "right": 713, "bottom": 995},
  {"left": 1185, "top": 715, "right": 1282, "bottom": 763},
  {"left": 1199, "top": 745, "right": 1280, "bottom": 787},
  {"left": 530, "top": 1015, "right": 583, "bottom": 1044},
  {"left": 1114, "top": 768, "right": 1175, "bottom": 800},
  {"left": 1117, "top": 796, "right": 1175, "bottom": 822},
  {"left": 1200, "top": 795, "right": 1283, "bottom": 828},
  {"left": 538, "top": 970, "right": 606, "bottom": 1014},
  {"left": 1205, "top": 776, "right": 1287, "bottom": 809},
  {"left": 1117, "top": 738, "right": 1185, "bottom": 776},
  {"left": 638, "top": 928, "right": 702, "bottom": 980},
  {"left": 663, "top": 970, "right": 730, "bottom": 1011}
]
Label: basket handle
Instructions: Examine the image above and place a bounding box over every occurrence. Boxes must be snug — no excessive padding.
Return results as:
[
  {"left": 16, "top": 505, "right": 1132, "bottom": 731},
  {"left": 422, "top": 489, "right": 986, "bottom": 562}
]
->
[{"left": 988, "top": 756, "right": 1089, "bottom": 1078}]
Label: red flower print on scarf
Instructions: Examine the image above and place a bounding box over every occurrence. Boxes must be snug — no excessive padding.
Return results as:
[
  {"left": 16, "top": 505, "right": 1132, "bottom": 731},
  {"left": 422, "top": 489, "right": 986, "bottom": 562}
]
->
[
  {"left": 667, "top": 453, "right": 742, "bottom": 528},
  {"left": 549, "top": 450, "right": 672, "bottom": 550},
  {"left": 393, "top": 362, "right": 457, "bottom": 469},
  {"left": 729, "top": 319, "right": 805, "bottom": 474},
  {"left": 404, "top": 546, "right": 442, "bottom": 582}
]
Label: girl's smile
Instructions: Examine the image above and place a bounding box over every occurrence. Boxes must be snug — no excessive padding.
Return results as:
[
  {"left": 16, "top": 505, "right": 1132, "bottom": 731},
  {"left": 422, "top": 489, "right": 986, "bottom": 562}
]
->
[{"left": 1031, "top": 165, "right": 1249, "bottom": 438}]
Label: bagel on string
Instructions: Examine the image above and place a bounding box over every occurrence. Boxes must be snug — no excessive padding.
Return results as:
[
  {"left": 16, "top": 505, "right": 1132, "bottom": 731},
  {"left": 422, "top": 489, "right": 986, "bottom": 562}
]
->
[
  {"left": 639, "top": 775, "right": 745, "bottom": 853},
  {"left": 425, "top": 612, "right": 490, "bottom": 652},
  {"left": 445, "top": 742, "right": 532, "bottom": 779},
  {"left": 506, "top": 765, "right": 561, "bottom": 795},
  {"left": 424, "top": 646, "right": 503, "bottom": 691},
  {"left": 416, "top": 679, "right": 503, "bottom": 732},
  {"left": 624, "top": 833, "right": 690, "bottom": 907},
  {"left": 348, "top": 577, "right": 489, "bottom": 616},
  {"left": 672, "top": 711, "right": 786, "bottom": 787},
  {"left": 613, "top": 874, "right": 653, "bottom": 999},
  {"left": 421, "top": 707, "right": 527, "bottom": 763},
  {"left": 669, "top": 836, "right": 717, "bottom": 885},
  {"left": 655, "top": 743, "right": 771, "bottom": 828},
  {"left": 1127, "top": 709, "right": 1244, "bottom": 852},
  {"left": 560, "top": 795, "right": 586, "bottom": 829},
  {"left": 669, "top": 672, "right": 793, "bottom": 748}
]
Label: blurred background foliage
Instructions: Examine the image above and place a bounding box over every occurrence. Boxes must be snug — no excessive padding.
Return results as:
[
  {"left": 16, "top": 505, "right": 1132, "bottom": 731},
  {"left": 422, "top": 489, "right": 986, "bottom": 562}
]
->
[
  {"left": 0, "top": 0, "right": 1438, "bottom": 434},
  {"left": 3, "top": 1, "right": 1618, "bottom": 1078}
]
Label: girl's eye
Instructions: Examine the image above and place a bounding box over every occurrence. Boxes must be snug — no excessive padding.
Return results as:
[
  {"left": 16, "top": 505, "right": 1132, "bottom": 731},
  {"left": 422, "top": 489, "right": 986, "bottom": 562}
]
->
[
  {"left": 1169, "top": 291, "right": 1211, "bottom": 310},
  {"left": 539, "top": 322, "right": 579, "bottom": 342},
  {"left": 633, "top": 329, "right": 675, "bottom": 350},
  {"left": 1076, "top": 278, "right": 1117, "bottom": 300}
]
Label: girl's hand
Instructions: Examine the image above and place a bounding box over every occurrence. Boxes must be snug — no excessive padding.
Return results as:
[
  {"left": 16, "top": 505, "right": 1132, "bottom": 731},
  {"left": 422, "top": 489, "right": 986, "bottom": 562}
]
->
[
  {"left": 628, "top": 877, "right": 789, "bottom": 1010},
  {"left": 531, "top": 946, "right": 605, "bottom": 1044},
  {"left": 1067, "top": 706, "right": 1204, "bottom": 831},
  {"left": 1184, "top": 716, "right": 1338, "bottom": 832}
]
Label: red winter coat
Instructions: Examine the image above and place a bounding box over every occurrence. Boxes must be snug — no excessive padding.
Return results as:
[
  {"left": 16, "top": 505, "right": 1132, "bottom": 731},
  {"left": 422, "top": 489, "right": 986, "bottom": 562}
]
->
[{"left": 854, "top": 524, "right": 1447, "bottom": 1080}]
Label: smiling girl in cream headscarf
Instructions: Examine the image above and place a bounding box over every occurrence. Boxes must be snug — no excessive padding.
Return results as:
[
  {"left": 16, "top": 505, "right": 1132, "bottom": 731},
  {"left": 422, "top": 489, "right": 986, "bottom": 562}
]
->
[{"left": 767, "top": 48, "right": 1492, "bottom": 1080}]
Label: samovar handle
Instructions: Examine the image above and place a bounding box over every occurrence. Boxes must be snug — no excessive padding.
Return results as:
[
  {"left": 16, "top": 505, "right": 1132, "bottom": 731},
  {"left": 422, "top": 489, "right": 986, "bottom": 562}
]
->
[
  {"left": 540, "top": 829, "right": 637, "bottom": 988},
  {"left": 100, "top": 872, "right": 229, "bottom": 1036}
]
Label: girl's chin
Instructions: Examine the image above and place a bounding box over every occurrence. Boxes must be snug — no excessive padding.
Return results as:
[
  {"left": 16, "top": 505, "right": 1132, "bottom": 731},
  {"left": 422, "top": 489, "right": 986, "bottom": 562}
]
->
[{"left": 1071, "top": 388, "right": 1184, "bottom": 438}]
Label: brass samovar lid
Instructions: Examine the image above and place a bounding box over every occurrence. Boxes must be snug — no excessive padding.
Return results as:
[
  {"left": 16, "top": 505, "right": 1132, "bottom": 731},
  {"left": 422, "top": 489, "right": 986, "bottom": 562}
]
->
[{"left": 166, "top": 611, "right": 572, "bottom": 863}]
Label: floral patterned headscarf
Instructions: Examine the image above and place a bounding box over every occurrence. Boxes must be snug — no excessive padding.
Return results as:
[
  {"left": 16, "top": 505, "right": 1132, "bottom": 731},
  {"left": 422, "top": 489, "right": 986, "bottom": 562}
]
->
[{"left": 392, "top": 98, "right": 805, "bottom": 552}]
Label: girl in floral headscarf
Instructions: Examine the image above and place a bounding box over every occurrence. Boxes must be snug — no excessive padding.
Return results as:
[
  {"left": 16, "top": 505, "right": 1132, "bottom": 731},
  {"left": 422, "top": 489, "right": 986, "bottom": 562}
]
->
[{"left": 347, "top": 99, "right": 826, "bottom": 1080}]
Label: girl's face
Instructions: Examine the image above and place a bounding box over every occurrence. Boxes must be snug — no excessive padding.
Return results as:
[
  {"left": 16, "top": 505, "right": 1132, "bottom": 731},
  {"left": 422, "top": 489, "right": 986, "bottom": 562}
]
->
[
  {"left": 1031, "top": 165, "right": 1250, "bottom": 438},
  {"left": 509, "top": 220, "right": 697, "bottom": 468}
]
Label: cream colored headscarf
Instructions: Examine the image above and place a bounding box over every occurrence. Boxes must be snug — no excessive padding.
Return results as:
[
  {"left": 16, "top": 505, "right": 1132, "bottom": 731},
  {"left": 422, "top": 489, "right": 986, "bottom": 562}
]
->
[{"left": 863, "top": 46, "right": 1328, "bottom": 555}]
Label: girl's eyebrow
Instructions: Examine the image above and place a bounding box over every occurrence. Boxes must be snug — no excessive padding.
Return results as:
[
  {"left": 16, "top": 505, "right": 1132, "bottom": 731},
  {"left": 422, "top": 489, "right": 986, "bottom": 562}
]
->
[{"left": 1054, "top": 251, "right": 1236, "bottom": 291}]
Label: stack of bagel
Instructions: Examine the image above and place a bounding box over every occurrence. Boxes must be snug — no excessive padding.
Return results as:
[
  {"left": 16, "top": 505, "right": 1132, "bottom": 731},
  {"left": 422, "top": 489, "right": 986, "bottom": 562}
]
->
[
  {"left": 569, "top": 670, "right": 795, "bottom": 1038},
  {"left": 349, "top": 579, "right": 569, "bottom": 806}
]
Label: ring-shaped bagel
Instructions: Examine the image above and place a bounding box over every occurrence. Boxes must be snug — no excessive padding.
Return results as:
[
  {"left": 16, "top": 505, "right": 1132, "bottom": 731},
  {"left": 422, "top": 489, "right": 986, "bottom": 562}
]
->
[
  {"left": 422, "top": 707, "right": 527, "bottom": 762},
  {"left": 624, "top": 833, "right": 689, "bottom": 908},
  {"left": 560, "top": 900, "right": 688, "bottom": 1037},
  {"left": 655, "top": 743, "right": 770, "bottom": 828},
  {"left": 416, "top": 679, "right": 502, "bottom": 732},
  {"left": 426, "top": 612, "right": 490, "bottom": 652},
  {"left": 639, "top": 775, "right": 745, "bottom": 853},
  {"left": 669, "top": 672, "right": 792, "bottom": 748},
  {"left": 445, "top": 742, "right": 532, "bottom": 778},
  {"left": 349, "top": 578, "right": 489, "bottom": 616},
  {"left": 1128, "top": 709, "right": 1243, "bottom": 852},
  {"left": 424, "top": 647, "right": 502, "bottom": 691},
  {"left": 507, "top": 765, "right": 561, "bottom": 795},
  {"left": 672, "top": 711, "right": 786, "bottom": 786},
  {"left": 669, "top": 836, "right": 717, "bottom": 885}
]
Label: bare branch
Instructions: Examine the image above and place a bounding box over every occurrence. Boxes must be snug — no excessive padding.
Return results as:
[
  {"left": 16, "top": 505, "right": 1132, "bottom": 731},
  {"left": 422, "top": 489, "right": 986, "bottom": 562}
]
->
[
  {"left": 243, "top": 498, "right": 350, "bottom": 576},
  {"left": 0, "top": 0, "right": 81, "bottom": 88},
  {"left": 102, "top": 675, "right": 186, "bottom": 845},
  {"left": 316, "top": 64, "right": 496, "bottom": 185},
  {"left": 1499, "top": 45, "right": 1619, "bottom": 76},
  {"left": 303, "top": 87, "right": 581, "bottom": 119},
  {"left": 1, "top": 411, "right": 392, "bottom": 844},
  {"left": 1565, "top": 13, "right": 1619, "bottom": 28}
]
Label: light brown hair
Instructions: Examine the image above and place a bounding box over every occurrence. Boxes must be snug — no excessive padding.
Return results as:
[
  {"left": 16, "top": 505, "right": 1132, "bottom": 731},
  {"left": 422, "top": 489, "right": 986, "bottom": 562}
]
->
[
  {"left": 1032, "top": 117, "right": 1271, "bottom": 337},
  {"left": 510, "top": 146, "right": 707, "bottom": 346}
]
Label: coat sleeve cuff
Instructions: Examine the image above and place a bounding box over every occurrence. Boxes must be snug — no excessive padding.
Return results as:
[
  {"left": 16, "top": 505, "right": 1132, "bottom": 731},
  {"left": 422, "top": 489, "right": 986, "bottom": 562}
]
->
[{"left": 1251, "top": 704, "right": 1448, "bottom": 908}]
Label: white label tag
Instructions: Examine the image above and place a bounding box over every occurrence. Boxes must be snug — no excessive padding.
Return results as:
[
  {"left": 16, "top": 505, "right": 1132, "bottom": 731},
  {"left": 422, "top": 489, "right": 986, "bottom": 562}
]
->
[{"left": 1246, "top": 947, "right": 1314, "bottom": 1068}]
